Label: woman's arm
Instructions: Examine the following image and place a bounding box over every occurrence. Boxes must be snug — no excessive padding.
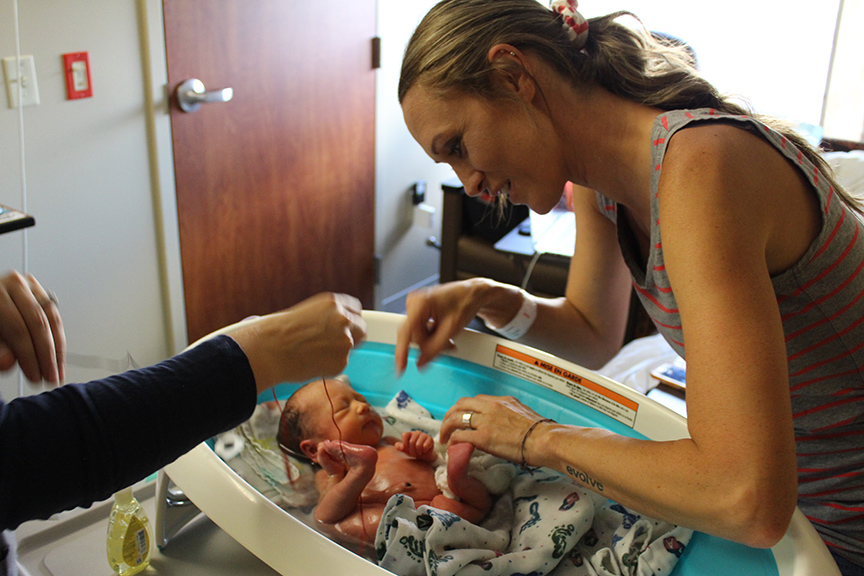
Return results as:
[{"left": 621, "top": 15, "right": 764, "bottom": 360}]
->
[
  {"left": 508, "top": 186, "right": 634, "bottom": 369},
  {"left": 441, "top": 253, "right": 796, "bottom": 546},
  {"left": 396, "top": 186, "right": 634, "bottom": 373},
  {"left": 442, "top": 126, "right": 808, "bottom": 548}
]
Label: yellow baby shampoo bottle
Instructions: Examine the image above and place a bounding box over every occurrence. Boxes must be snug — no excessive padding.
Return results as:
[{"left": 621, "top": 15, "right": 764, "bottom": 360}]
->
[{"left": 106, "top": 486, "right": 152, "bottom": 575}]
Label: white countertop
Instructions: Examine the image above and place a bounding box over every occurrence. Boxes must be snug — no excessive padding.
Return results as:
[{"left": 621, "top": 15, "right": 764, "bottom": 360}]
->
[{"left": 15, "top": 478, "right": 278, "bottom": 576}]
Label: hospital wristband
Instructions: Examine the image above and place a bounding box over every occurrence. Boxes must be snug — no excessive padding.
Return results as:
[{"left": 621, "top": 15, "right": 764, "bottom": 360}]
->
[{"left": 489, "top": 291, "right": 537, "bottom": 340}]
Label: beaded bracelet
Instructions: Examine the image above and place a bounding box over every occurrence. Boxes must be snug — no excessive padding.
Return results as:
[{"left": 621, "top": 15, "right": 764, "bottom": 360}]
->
[{"left": 520, "top": 417, "right": 555, "bottom": 471}]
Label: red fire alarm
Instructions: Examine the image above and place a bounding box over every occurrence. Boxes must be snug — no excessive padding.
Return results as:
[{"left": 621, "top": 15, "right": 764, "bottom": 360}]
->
[{"left": 62, "top": 52, "right": 92, "bottom": 100}]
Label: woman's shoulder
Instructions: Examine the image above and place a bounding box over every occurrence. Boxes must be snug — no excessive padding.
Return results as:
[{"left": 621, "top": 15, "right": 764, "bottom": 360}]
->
[
  {"left": 661, "top": 119, "right": 787, "bottom": 192},
  {"left": 667, "top": 117, "right": 764, "bottom": 157},
  {"left": 658, "top": 114, "right": 820, "bottom": 273},
  {"left": 657, "top": 119, "right": 781, "bottom": 230}
]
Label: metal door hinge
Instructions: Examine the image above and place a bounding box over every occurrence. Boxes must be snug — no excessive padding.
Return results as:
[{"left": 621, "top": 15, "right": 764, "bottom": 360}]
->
[{"left": 374, "top": 254, "right": 382, "bottom": 284}]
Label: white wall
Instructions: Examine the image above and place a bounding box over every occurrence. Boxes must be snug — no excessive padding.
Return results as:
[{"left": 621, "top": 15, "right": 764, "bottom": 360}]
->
[
  {"left": 375, "top": 0, "right": 456, "bottom": 313},
  {"left": 0, "top": 0, "right": 170, "bottom": 400}
]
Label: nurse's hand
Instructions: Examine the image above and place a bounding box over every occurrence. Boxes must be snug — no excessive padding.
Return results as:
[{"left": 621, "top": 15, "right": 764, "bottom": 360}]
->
[
  {"left": 0, "top": 270, "right": 66, "bottom": 384},
  {"left": 440, "top": 394, "right": 550, "bottom": 466},
  {"left": 228, "top": 292, "right": 366, "bottom": 393}
]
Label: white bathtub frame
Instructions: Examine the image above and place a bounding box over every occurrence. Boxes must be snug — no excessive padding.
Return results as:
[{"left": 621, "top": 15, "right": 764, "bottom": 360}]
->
[{"left": 160, "top": 311, "right": 839, "bottom": 576}]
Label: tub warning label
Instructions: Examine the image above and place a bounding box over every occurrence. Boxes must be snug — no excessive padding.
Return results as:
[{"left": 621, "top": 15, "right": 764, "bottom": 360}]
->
[{"left": 493, "top": 345, "right": 638, "bottom": 428}]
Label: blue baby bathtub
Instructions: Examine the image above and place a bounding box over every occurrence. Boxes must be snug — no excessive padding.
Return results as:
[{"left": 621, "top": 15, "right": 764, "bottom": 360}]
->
[{"left": 158, "top": 311, "right": 839, "bottom": 575}]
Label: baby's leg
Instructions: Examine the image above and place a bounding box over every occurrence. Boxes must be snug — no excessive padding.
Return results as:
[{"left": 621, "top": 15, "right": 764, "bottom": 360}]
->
[{"left": 430, "top": 443, "right": 492, "bottom": 523}]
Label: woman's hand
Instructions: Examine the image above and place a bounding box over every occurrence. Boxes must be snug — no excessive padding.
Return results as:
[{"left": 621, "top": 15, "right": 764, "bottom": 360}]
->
[
  {"left": 0, "top": 270, "right": 65, "bottom": 384},
  {"left": 227, "top": 292, "right": 366, "bottom": 392},
  {"left": 395, "top": 281, "right": 480, "bottom": 374},
  {"left": 440, "top": 394, "right": 546, "bottom": 465},
  {"left": 395, "top": 278, "right": 523, "bottom": 374}
]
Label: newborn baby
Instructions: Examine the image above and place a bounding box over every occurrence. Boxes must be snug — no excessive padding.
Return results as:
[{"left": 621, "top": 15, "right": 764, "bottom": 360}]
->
[{"left": 277, "top": 378, "right": 492, "bottom": 545}]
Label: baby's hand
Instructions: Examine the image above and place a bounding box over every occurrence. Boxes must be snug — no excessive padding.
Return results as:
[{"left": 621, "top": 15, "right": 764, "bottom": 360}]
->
[
  {"left": 395, "top": 431, "right": 437, "bottom": 462},
  {"left": 316, "top": 440, "right": 377, "bottom": 476}
]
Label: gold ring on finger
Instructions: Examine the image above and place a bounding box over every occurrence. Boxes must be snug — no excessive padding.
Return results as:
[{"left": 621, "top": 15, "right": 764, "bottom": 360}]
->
[{"left": 461, "top": 411, "right": 474, "bottom": 429}]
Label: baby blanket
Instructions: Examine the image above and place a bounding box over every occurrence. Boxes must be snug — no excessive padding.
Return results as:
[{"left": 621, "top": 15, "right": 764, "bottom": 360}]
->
[{"left": 375, "top": 467, "right": 692, "bottom": 576}]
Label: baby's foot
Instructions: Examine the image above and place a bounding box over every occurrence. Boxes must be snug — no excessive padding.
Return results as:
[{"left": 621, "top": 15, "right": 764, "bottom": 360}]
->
[{"left": 317, "top": 440, "right": 377, "bottom": 476}]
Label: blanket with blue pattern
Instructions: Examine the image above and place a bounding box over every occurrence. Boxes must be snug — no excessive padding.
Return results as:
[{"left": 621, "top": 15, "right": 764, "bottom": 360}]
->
[{"left": 375, "top": 467, "right": 692, "bottom": 576}]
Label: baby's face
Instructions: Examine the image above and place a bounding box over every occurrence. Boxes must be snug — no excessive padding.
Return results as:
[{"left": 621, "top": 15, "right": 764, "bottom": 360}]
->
[{"left": 300, "top": 379, "right": 384, "bottom": 447}]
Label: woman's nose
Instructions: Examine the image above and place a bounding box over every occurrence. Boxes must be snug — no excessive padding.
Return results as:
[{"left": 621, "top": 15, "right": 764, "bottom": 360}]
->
[{"left": 453, "top": 166, "right": 484, "bottom": 197}]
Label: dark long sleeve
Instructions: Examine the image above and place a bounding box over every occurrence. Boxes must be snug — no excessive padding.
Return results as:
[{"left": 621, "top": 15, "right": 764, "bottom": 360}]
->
[{"left": 0, "top": 334, "right": 257, "bottom": 531}]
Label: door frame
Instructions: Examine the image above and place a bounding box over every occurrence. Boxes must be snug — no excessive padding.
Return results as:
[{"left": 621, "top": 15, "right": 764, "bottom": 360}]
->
[{"left": 139, "top": 0, "right": 188, "bottom": 353}]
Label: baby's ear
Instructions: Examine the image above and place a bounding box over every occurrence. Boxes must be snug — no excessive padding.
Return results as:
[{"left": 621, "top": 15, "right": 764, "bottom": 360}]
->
[{"left": 299, "top": 439, "right": 319, "bottom": 461}]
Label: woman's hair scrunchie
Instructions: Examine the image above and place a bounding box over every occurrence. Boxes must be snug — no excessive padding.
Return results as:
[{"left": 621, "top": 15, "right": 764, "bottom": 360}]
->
[{"left": 550, "top": 0, "right": 589, "bottom": 49}]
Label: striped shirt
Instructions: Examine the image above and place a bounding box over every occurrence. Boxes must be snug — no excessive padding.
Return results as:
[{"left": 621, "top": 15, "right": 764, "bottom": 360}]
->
[{"left": 597, "top": 108, "right": 864, "bottom": 565}]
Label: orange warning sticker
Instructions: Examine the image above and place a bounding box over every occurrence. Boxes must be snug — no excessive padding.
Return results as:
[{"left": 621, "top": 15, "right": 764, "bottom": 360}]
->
[{"left": 493, "top": 345, "right": 638, "bottom": 427}]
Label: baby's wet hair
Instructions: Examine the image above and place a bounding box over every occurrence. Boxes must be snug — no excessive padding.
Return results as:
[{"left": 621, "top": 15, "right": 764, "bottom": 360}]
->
[
  {"left": 277, "top": 389, "right": 312, "bottom": 462},
  {"left": 276, "top": 376, "right": 352, "bottom": 462}
]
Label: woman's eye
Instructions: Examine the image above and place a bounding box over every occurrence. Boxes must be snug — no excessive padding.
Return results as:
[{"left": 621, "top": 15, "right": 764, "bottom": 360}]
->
[{"left": 447, "top": 138, "right": 463, "bottom": 157}]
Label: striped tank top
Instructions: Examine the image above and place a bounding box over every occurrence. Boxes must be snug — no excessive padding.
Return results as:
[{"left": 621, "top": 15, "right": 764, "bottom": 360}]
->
[{"left": 597, "top": 108, "right": 864, "bottom": 564}]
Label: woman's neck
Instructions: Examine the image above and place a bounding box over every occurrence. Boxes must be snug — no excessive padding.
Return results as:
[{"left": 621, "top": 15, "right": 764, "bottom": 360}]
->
[{"left": 554, "top": 85, "right": 659, "bottom": 234}]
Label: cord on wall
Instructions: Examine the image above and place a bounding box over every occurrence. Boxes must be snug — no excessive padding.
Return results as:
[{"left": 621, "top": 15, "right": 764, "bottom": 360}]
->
[
  {"left": 520, "top": 251, "right": 543, "bottom": 291},
  {"left": 12, "top": 0, "right": 30, "bottom": 396}
]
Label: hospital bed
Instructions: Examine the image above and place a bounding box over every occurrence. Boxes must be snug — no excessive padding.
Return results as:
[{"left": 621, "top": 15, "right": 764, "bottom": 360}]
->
[{"left": 157, "top": 310, "right": 840, "bottom": 575}]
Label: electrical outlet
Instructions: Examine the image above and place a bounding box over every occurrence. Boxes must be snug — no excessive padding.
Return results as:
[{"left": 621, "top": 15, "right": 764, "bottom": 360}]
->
[
  {"left": 412, "top": 180, "right": 427, "bottom": 205},
  {"left": 3, "top": 55, "right": 40, "bottom": 109}
]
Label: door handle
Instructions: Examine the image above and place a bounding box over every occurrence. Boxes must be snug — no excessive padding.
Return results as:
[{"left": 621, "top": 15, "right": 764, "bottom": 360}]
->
[{"left": 175, "top": 78, "right": 233, "bottom": 113}]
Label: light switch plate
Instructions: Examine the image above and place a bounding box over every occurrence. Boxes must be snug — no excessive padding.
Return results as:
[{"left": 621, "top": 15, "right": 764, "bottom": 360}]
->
[{"left": 3, "top": 55, "right": 40, "bottom": 108}]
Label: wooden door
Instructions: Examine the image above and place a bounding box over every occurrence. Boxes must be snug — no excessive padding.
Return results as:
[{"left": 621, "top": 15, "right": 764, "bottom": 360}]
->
[{"left": 163, "top": 0, "right": 376, "bottom": 342}]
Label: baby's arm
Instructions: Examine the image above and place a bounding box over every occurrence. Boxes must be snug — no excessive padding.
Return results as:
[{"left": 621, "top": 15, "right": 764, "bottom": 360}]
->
[
  {"left": 313, "top": 440, "right": 377, "bottom": 524},
  {"left": 394, "top": 430, "right": 438, "bottom": 463}
]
